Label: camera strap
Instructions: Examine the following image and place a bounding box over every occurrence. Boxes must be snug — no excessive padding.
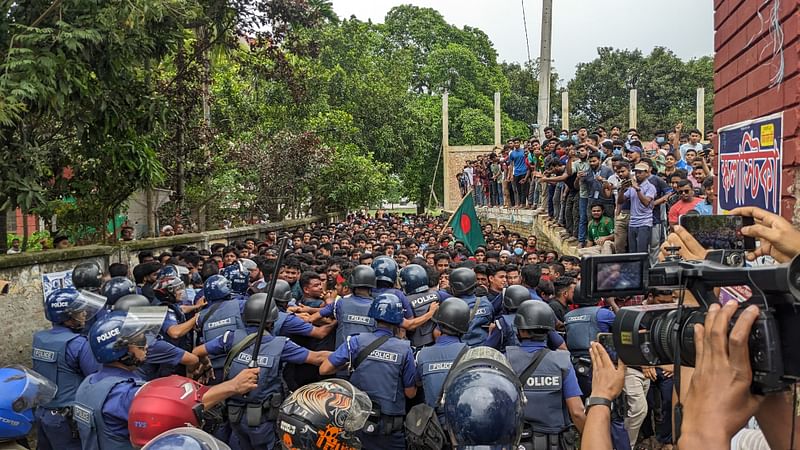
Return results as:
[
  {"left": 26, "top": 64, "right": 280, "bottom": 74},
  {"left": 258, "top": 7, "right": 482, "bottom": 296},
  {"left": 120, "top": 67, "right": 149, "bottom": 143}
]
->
[
  {"left": 351, "top": 336, "right": 390, "bottom": 372},
  {"left": 671, "top": 276, "right": 689, "bottom": 444}
]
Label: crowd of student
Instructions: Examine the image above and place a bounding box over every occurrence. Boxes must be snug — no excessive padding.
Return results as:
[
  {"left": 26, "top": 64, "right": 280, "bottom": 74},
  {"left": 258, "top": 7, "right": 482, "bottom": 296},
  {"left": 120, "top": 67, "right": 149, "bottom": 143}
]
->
[{"left": 458, "top": 124, "right": 716, "bottom": 260}]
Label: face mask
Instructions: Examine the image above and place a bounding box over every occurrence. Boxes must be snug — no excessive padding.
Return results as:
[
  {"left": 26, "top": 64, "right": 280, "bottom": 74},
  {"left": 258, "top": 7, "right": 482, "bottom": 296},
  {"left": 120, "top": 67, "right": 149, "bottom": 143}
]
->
[
  {"left": 559, "top": 134, "right": 568, "bottom": 141},
  {"left": 613, "top": 148, "right": 623, "bottom": 157},
  {"left": 656, "top": 137, "right": 666, "bottom": 144},
  {"left": 514, "top": 247, "right": 524, "bottom": 256},
  {"left": 571, "top": 135, "right": 578, "bottom": 143}
]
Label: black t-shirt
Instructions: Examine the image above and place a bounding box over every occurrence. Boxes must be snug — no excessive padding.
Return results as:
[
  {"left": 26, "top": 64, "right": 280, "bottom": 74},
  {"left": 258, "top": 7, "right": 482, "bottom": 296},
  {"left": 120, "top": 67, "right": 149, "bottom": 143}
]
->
[{"left": 548, "top": 299, "right": 568, "bottom": 324}]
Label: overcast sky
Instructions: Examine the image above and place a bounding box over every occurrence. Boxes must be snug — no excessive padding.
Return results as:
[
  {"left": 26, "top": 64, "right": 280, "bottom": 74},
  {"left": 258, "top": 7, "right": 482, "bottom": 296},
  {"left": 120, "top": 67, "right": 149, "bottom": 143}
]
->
[{"left": 331, "top": 0, "right": 714, "bottom": 83}]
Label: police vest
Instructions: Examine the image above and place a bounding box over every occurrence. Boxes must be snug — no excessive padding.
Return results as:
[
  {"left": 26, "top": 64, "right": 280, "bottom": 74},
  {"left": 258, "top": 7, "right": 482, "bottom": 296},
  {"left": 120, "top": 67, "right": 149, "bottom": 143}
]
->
[
  {"left": 32, "top": 330, "right": 84, "bottom": 408},
  {"left": 506, "top": 347, "right": 572, "bottom": 434},
  {"left": 273, "top": 311, "right": 289, "bottom": 337},
  {"left": 74, "top": 374, "right": 143, "bottom": 450},
  {"left": 564, "top": 306, "right": 601, "bottom": 355},
  {"left": 495, "top": 314, "right": 520, "bottom": 352},
  {"left": 349, "top": 333, "right": 411, "bottom": 416},
  {"left": 334, "top": 296, "right": 376, "bottom": 349},
  {"left": 416, "top": 342, "right": 467, "bottom": 409},
  {"left": 200, "top": 300, "right": 246, "bottom": 370},
  {"left": 407, "top": 291, "right": 439, "bottom": 348},
  {"left": 225, "top": 329, "right": 286, "bottom": 408},
  {"left": 462, "top": 295, "right": 493, "bottom": 347},
  {"left": 162, "top": 302, "right": 191, "bottom": 351}
]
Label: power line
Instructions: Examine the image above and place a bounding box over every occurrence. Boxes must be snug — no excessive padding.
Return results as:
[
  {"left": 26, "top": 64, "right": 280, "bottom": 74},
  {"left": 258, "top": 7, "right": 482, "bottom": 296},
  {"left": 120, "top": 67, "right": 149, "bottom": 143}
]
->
[{"left": 521, "top": 0, "right": 532, "bottom": 63}]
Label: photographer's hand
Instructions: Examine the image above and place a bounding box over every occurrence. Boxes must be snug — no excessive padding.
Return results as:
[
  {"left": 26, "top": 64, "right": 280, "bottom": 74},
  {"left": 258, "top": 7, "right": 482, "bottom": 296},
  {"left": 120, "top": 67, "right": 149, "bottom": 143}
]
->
[
  {"left": 584, "top": 342, "right": 626, "bottom": 450},
  {"left": 660, "top": 225, "right": 708, "bottom": 261},
  {"left": 679, "top": 302, "right": 763, "bottom": 448},
  {"left": 730, "top": 206, "right": 799, "bottom": 263}
]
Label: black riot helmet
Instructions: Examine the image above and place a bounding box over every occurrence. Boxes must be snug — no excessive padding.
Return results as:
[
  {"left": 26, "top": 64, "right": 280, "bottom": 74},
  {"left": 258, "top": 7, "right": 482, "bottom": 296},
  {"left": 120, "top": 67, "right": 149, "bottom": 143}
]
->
[
  {"left": 114, "top": 294, "right": 151, "bottom": 312},
  {"left": 449, "top": 267, "right": 477, "bottom": 297},
  {"left": 243, "top": 293, "right": 279, "bottom": 327},
  {"left": 432, "top": 298, "right": 470, "bottom": 336},
  {"left": 73, "top": 262, "right": 103, "bottom": 290},
  {"left": 502, "top": 285, "right": 532, "bottom": 312},
  {"left": 349, "top": 265, "right": 377, "bottom": 290},
  {"left": 514, "top": 300, "right": 555, "bottom": 331},
  {"left": 273, "top": 279, "right": 294, "bottom": 308}
]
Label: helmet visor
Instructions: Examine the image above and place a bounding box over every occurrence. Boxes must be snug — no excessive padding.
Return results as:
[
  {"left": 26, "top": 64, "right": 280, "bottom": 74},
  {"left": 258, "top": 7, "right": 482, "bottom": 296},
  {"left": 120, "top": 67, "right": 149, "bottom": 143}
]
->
[
  {"left": 2, "top": 365, "right": 57, "bottom": 412},
  {"left": 119, "top": 306, "right": 167, "bottom": 348},
  {"left": 142, "top": 427, "right": 231, "bottom": 450},
  {"left": 69, "top": 290, "right": 107, "bottom": 323},
  {"left": 333, "top": 379, "right": 372, "bottom": 432}
]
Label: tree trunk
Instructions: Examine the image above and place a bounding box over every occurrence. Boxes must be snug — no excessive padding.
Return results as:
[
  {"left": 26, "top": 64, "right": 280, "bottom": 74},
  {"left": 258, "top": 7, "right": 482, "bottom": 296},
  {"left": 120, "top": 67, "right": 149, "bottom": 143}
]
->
[
  {"left": 0, "top": 208, "right": 7, "bottom": 252},
  {"left": 21, "top": 209, "right": 29, "bottom": 251}
]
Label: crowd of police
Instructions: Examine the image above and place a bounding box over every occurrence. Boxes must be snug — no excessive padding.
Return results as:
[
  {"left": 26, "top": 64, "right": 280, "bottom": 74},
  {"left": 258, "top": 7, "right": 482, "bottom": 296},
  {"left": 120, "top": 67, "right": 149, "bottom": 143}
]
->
[{"left": 0, "top": 213, "right": 721, "bottom": 449}]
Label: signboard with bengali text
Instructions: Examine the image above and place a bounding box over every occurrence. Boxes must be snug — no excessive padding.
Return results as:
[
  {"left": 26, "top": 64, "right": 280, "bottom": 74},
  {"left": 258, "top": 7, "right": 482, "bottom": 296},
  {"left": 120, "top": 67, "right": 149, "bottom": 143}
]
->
[
  {"left": 41, "top": 270, "right": 73, "bottom": 302},
  {"left": 717, "top": 112, "right": 783, "bottom": 215}
]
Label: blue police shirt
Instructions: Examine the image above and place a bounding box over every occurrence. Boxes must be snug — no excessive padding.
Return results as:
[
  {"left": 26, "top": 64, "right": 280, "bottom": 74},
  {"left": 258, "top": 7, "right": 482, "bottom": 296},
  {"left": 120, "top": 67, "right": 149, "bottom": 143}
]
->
[
  {"left": 54, "top": 325, "right": 101, "bottom": 376},
  {"left": 483, "top": 321, "right": 565, "bottom": 350},
  {"left": 413, "top": 335, "right": 460, "bottom": 385},
  {"left": 144, "top": 339, "right": 185, "bottom": 366},
  {"left": 204, "top": 327, "right": 309, "bottom": 364},
  {"left": 517, "top": 341, "right": 582, "bottom": 399},
  {"left": 328, "top": 328, "right": 416, "bottom": 389},
  {"left": 596, "top": 308, "right": 615, "bottom": 332},
  {"left": 278, "top": 314, "right": 314, "bottom": 336},
  {"left": 95, "top": 366, "right": 144, "bottom": 439}
]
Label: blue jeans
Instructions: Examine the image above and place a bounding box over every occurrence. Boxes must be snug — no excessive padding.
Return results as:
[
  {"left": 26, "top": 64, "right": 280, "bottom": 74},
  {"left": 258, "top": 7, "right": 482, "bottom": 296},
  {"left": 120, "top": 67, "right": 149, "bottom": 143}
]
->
[
  {"left": 628, "top": 225, "right": 652, "bottom": 253},
  {"left": 578, "top": 197, "right": 589, "bottom": 244},
  {"left": 548, "top": 184, "right": 556, "bottom": 217}
]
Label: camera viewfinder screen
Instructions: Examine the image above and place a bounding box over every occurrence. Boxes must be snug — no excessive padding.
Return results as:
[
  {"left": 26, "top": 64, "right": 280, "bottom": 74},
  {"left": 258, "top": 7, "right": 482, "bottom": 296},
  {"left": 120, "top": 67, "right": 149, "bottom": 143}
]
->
[{"left": 595, "top": 261, "right": 643, "bottom": 292}]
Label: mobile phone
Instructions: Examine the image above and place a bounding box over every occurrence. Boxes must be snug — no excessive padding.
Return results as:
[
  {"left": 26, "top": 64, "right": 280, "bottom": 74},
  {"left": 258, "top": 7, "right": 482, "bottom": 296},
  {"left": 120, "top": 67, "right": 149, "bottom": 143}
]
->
[
  {"left": 678, "top": 214, "right": 756, "bottom": 250},
  {"left": 596, "top": 332, "right": 617, "bottom": 364}
]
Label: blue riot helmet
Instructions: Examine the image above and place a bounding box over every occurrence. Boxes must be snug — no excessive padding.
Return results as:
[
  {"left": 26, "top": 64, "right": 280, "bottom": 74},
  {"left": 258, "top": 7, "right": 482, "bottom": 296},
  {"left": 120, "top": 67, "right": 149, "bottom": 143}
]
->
[
  {"left": 72, "top": 262, "right": 103, "bottom": 290},
  {"left": 442, "top": 347, "right": 525, "bottom": 449},
  {"left": 203, "top": 275, "right": 231, "bottom": 302},
  {"left": 371, "top": 256, "right": 398, "bottom": 284},
  {"left": 399, "top": 264, "right": 429, "bottom": 295},
  {"left": 44, "top": 288, "right": 106, "bottom": 330},
  {"left": 158, "top": 265, "right": 179, "bottom": 279},
  {"left": 277, "top": 379, "right": 372, "bottom": 450},
  {"left": 88, "top": 307, "right": 167, "bottom": 364},
  {"left": 368, "top": 293, "right": 404, "bottom": 325},
  {"left": 100, "top": 276, "right": 136, "bottom": 307},
  {"left": 221, "top": 263, "right": 249, "bottom": 294},
  {"left": 142, "top": 427, "right": 230, "bottom": 450},
  {"left": 0, "top": 365, "right": 57, "bottom": 440}
]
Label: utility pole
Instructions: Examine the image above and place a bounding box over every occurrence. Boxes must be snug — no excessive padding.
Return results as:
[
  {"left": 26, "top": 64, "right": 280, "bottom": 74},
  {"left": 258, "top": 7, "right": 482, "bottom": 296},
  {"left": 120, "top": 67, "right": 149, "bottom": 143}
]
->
[{"left": 536, "top": 0, "right": 553, "bottom": 128}]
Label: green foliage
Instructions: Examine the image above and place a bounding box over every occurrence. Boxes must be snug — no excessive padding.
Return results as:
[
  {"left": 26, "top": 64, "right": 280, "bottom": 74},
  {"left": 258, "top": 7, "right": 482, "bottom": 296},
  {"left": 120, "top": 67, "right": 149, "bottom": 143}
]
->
[
  {"left": 568, "top": 47, "right": 714, "bottom": 135},
  {"left": 7, "top": 231, "right": 51, "bottom": 252},
  {"left": 311, "top": 145, "right": 397, "bottom": 211}
]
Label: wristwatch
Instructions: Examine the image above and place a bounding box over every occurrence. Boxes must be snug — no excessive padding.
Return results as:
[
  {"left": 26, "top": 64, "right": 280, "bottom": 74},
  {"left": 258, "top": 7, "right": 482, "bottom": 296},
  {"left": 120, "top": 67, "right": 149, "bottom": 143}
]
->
[{"left": 584, "top": 396, "right": 613, "bottom": 413}]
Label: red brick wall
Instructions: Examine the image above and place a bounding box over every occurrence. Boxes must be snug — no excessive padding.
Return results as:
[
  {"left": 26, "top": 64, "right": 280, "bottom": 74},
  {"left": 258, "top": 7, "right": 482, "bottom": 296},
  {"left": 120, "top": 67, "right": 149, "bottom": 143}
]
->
[
  {"left": 714, "top": 0, "right": 800, "bottom": 221},
  {"left": 12, "top": 209, "right": 38, "bottom": 235}
]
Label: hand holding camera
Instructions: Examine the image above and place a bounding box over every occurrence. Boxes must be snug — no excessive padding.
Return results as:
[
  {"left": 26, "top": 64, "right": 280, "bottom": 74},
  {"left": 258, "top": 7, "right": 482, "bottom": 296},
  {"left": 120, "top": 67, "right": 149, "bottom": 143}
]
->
[{"left": 731, "top": 206, "right": 800, "bottom": 263}]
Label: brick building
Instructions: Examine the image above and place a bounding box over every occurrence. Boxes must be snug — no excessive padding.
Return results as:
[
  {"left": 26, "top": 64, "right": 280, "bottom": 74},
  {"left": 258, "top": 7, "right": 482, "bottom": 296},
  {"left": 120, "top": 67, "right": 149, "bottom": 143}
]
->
[{"left": 714, "top": 0, "right": 799, "bottom": 221}]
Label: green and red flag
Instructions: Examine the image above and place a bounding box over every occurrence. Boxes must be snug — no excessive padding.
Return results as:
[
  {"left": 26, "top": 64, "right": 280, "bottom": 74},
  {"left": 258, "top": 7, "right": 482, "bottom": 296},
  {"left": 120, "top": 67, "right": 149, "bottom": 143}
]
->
[{"left": 448, "top": 191, "right": 487, "bottom": 255}]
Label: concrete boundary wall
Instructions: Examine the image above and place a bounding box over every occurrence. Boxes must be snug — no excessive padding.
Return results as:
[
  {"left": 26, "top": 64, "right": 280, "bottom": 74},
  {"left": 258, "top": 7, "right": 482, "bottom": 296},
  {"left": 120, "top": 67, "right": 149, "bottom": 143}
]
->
[
  {"left": 0, "top": 213, "right": 340, "bottom": 367},
  {"left": 477, "top": 207, "right": 579, "bottom": 257}
]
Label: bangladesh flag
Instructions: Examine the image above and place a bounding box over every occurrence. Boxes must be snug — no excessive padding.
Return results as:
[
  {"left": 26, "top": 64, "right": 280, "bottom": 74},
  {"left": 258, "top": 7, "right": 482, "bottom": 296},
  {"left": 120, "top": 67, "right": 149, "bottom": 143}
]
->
[{"left": 448, "top": 191, "right": 487, "bottom": 255}]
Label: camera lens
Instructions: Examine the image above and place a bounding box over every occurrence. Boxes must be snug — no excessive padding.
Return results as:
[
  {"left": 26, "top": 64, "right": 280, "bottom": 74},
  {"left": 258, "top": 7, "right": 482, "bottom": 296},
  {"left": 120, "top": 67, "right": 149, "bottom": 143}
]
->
[{"left": 650, "top": 309, "right": 704, "bottom": 366}]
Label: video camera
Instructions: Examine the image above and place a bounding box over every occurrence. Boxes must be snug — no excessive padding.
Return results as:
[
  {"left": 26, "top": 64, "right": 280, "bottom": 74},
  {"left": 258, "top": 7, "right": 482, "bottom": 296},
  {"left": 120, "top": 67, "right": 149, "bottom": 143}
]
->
[{"left": 580, "top": 250, "right": 800, "bottom": 394}]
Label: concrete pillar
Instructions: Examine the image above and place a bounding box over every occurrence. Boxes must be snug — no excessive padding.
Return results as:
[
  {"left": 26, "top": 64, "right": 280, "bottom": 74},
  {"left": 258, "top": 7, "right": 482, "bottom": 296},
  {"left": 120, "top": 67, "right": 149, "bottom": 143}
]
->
[
  {"left": 442, "top": 92, "right": 450, "bottom": 211},
  {"left": 629, "top": 89, "right": 638, "bottom": 130},
  {"left": 494, "top": 92, "right": 501, "bottom": 147},
  {"left": 536, "top": 0, "right": 553, "bottom": 128},
  {"left": 561, "top": 90, "right": 569, "bottom": 131},
  {"left": 696, "top": 87, "right": 705, "bottom": 136}
]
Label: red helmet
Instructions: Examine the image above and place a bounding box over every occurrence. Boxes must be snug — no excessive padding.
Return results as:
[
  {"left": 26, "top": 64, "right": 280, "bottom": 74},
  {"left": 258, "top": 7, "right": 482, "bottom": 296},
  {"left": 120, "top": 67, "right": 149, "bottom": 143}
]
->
[{"left": 128, "top": 375, "right": 210, "bottom": 447}]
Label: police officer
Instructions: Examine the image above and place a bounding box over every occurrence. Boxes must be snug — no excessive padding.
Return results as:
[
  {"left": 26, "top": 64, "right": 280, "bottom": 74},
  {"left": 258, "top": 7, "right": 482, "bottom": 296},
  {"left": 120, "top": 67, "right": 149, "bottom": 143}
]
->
[
  {"left": 72, "top": 262, "right": 103, "bottom": 293},
  {"left": 443, "top": 267, "right": 493, "bottom": 347},
  {"left": 0, "top": 366, "right": 58, "bottom": 450},
  {"left": 192, "top": 293, "right": 330, "bottom": 450},
  {"left": 276, "top": 379, "right": 372, "bottom": 450},
  {"left": 100, "top": 276, "right": 137, "bottom": 308},
  {"left": 506, "top": 300, "right": 585, "bottom": 450},
  {"left": 414, "top": 297, "right": 469, "bottom": 424},
  {"left": 222, "top": 262, "right": 250, "bottom": 302},
  {"left": 316, "top": 265, "right": 377, "bottom": 350},
  {"left": 400, "top": 264, "right": 441, "bottom": 349},
  {"left": 33, "top": 289, "right": 105, "bottom": 450},
  {"left": 371, "top": 256, "right": 414, "bottom": 320},
  {"left": 73, "top": 306, "right": 166, "bottom": 450},
  {"left": 562, "top": 284, "right": 629, "bottom": 449},
  {"left": 320, "top": 293, "right": 417, "bottom": 450},
  {"left": 485, "top": 285, "right": 568, "bottom": 352},
  {"left": 441, "top": 346, "right": 525, "bottom": 448},
  {"left": 197, "top": 275, "right": 246, "bottom": 384}
]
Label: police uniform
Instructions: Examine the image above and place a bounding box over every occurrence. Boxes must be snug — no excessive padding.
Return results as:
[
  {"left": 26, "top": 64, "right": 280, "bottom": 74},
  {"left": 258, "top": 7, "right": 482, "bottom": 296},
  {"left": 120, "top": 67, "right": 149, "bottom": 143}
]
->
[
  {"left": 372, "top": 287, "right": 414, "bottom": 320},
  {"left": 32, "top": 325, "right": 100, "bottom": 450},
  {"left": 414, "top": 335, "right": 466, "bottom": 423},
  {"left": 134, "top": 338, "right": 186, "bottom": 380},
  {"left": 506, "top": 342, "right": 582, "bottom": 449},
  {"left": 198, "top": 298, "right": 246, "bottom": 383},
  {"left": 457, "top": 294, "right": 494, "bottom": 347},
  {"left": 563, "top": 306, "right": 629, "bottom": 449},
  {"left": 485, "top": 313, "right": 566, "bottom": 353},
  {"left": 406, "top": 290, "right": 442, "bottom": 348},
  {"left": 318, "top": 295, "right": 376, "bottom": 349},
  {"left": 157, "top": 300, "right": 192, "bottom": 351},
  {"left": 273, "top": 310, "right": 314, "bottom": 338},
  {"left": 73, "top": 366, "right": 145, "bottom": 450},
  {"left": 204, "top": 326, "right": 310, "bottom": 450},
  {"left": 328, "top": 328, "right": 416, "bottom": 450}
]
